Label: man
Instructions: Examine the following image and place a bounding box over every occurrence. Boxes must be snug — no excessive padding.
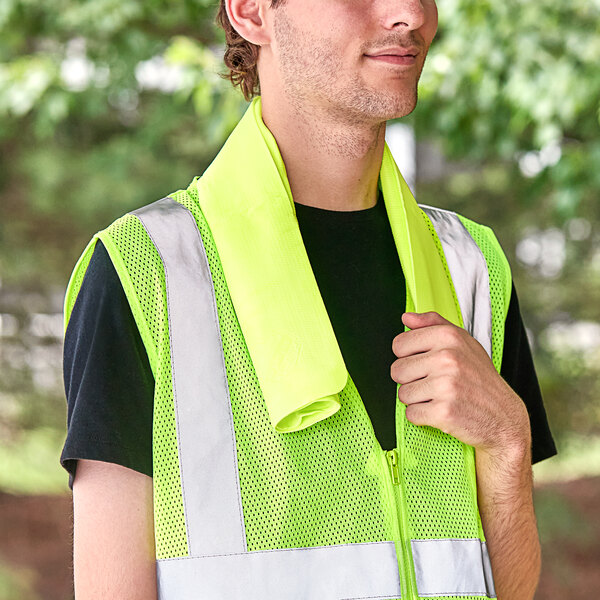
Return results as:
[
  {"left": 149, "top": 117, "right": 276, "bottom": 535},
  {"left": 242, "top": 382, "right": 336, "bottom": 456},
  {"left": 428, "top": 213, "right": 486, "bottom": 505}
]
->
[{"left": 61, "top": 1, "right": 557, "bottom": 599}]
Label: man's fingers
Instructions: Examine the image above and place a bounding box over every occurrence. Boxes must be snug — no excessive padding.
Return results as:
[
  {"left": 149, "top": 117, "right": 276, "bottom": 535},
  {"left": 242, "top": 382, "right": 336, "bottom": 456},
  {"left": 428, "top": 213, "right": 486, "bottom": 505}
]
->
[
  {"left": 404, "top": 401, "right": 430, "bottom": 427},
  {"left": 391, "top": 351, "right": 433, "bottom": 384},
  {"left": 404, "top": 400, "right": 440, "bottom": 429},
  {"left": 403, "top": 393, "right": 453, "bottom": 434},
  {"left": 397, "top": 377, "right": 435, "bottom": 405},
  {"left": 392, "top": 321, "right": 464, "bottom": 358}
]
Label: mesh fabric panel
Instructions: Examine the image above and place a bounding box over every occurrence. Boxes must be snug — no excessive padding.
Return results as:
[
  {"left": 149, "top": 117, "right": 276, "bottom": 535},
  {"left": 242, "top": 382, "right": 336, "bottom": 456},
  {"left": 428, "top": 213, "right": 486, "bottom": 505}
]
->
[
  {"left": 175, "top": 186, "right": 399, "bottom": 551},
  {"left": 65, "top": 189, "right": 505, "bottom": 598},
  {"left": 456, "top": 216, "right": 511, "bottom": 372},
  {"left": 102, "top": 214, "right": 189, "bottom": 559},
  {"left": 70, "top": 254, "right": 93, "bottom": 307},
  {"left": 398, "top": 213, "right": 509, "bottom": 600},
  {"left": 396, "top": 407, "right": 491, "bottom": 599},
  {"left": 399, "top": 404, "right": 481, "bottom": 540}
]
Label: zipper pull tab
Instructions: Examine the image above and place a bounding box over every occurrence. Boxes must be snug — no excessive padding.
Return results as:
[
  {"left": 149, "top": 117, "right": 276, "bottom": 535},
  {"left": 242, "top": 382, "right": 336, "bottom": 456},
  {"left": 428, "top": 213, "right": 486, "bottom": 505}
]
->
[{"left": 386, "top": 449, "right": 400, "bottom": 486}]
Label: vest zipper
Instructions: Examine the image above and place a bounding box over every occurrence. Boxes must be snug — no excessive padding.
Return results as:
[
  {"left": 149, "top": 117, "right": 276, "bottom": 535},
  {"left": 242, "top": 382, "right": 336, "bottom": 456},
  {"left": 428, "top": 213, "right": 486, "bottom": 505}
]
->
[
  {"left": 386, "top": 448, "right": 400, "bottom": 485},
  {"left": 385, "top": 448, "right": 418, "bottom": 600}
]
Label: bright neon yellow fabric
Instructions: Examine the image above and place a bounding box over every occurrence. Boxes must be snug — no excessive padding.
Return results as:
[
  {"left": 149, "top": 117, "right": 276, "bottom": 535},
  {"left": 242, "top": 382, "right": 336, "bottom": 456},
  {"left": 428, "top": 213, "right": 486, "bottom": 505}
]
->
[{"left": 196, "top": 98, "right": 462, "bottom": 433}]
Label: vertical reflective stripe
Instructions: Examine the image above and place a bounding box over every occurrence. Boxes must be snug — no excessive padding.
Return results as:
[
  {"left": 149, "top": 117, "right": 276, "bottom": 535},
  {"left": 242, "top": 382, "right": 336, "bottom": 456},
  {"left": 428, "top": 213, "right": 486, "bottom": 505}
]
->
[
  {"left": 133, "top": 198, "right": 247, "bottom": 556},
  {"left": 411, "top": 539, "right": 496, "bottom": 598},
  {"left": 419, "top": 205, "right": 493, "bottom": 359},
  {"left": 157, "top": 541, "right": 402, "bottom": 600}
]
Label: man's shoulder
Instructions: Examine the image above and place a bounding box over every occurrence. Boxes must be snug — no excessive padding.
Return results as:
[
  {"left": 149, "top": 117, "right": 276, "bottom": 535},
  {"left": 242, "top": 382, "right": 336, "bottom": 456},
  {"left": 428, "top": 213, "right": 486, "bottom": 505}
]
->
[{"left": 100, "top": 182, "right": 199, "bottom": 238}]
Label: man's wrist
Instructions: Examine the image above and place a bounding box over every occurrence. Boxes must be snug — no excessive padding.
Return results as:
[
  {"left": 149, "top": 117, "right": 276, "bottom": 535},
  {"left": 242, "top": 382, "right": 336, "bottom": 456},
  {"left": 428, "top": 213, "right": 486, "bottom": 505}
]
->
[
  {"left": 479, "top": 431, "right": 531, "bottom": 468},
  {"left": 477, "top": 385, "right": 532, "bottom": 465}
]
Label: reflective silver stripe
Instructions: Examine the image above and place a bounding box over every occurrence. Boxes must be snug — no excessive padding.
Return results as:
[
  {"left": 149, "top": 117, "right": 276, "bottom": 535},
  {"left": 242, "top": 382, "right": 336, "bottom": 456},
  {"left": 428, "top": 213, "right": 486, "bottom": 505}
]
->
[
  {"left": 420, "top": 205, "right": 493, "bottom": 359},
  {"left": 411, "top": 539, "right": 496, "bottom": 598},
  {"left": 132, "top": 198, "right": 247, "bottom": 556},
  {"left": 156, "top": 541, "right": 402, "bottom": 600}
]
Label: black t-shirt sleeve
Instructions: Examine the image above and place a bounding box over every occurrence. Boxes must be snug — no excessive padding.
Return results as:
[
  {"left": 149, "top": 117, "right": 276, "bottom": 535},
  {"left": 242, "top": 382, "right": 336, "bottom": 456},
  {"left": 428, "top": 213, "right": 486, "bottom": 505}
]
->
[
  {"left": 500, "top": 282, "right": 557, "bottom": 464},
  {"left": 60, "top": 240, "right": 155, "bottom": 488}
]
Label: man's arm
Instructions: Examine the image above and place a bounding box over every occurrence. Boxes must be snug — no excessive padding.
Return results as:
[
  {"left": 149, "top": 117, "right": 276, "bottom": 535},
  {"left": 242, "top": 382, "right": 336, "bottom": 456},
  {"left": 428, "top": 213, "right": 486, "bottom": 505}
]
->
[
  {"left": 391, "top": 311, "right": 541, "bottom": 600},
  {"left": 72, "top": 460, "right": 157, "bottom": 600}
]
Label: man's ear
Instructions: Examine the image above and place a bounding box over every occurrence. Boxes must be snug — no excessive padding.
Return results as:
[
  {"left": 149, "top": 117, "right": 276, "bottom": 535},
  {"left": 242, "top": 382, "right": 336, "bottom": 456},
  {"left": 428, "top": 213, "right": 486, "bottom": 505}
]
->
[{"left": 226, "top": 0, "right": 271, "bottom": 46}]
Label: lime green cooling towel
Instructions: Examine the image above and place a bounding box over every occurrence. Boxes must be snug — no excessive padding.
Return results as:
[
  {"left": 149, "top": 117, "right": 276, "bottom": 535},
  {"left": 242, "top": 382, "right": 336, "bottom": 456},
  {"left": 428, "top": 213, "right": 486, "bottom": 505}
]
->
[{"left": 194, "top": 98, "right": 461, "bottom": 433}]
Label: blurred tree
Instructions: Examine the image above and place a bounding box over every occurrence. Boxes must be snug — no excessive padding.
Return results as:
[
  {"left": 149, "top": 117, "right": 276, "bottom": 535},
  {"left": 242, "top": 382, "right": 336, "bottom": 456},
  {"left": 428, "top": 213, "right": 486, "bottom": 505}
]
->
[
  {"left": 1, "top": 0, "right": 598, "bottom": 281},
  {"left": 418, "top": 0, "right": 600, "bottom": 221},
  {"left": 0, "top": 0, "right": 246, "bottom": 492},
  {"left": 0, "top": 0, "right": 245, "bottom": 285}
]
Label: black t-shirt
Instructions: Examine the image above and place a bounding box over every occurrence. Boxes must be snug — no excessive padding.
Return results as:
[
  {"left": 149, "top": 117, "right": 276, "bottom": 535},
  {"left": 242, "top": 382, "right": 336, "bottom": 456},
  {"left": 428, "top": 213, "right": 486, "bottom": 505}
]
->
[{"left": 61, "top": 197, "right": 557, "bottom": 486}]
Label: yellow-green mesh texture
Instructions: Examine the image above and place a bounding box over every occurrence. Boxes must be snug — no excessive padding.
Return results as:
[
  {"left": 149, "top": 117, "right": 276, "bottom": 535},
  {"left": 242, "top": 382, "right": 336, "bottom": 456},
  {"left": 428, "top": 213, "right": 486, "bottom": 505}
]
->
[
  {"left": 173, "top": 186, "right": 399, "bottom": 551},
  {"left": 98, "top": 215, "right": 189, "bottom": 560},
  {"left": 398, "top": 399, "right": 481, "bottom": 540},
  {"left": 396, "top": 210, "right": 482, "bottom": 546},
  {"left": 457, "top": 216, "right": 511, "bottom": 372},
  {"left": 65, "top": 188, "right": 503, "bottom": 599}
]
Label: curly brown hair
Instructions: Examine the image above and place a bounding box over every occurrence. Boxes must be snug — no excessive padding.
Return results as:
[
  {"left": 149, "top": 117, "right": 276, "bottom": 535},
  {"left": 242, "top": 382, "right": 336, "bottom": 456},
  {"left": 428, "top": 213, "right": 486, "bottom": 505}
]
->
[{"left": 216, "top": 0, "right": 285, "bottom": 101}]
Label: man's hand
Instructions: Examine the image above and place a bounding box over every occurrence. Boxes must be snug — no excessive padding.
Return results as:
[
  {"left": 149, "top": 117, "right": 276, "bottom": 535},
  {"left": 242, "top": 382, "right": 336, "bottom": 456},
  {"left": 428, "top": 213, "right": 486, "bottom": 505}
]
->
[
  {"left": 391, "top": 310, "right": 531, "bottom": 459},
  {"left": 391, "top": 311, "right": 541, "bottom": 600}
]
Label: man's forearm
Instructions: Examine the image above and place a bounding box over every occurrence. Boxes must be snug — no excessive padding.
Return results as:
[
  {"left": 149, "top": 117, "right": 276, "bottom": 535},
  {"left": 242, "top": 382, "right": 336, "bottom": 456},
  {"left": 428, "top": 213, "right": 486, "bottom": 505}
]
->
[{"left": 476, "top": 444, "right": 541, "bottom": 600}]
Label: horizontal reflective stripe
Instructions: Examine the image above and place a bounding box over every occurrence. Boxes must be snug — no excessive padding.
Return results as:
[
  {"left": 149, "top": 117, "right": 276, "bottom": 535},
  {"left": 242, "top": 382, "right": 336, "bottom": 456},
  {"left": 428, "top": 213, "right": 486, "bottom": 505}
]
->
[
  {"left": 157, "top": 541, "right": 402, "bottom": 600},
  {"left": 411, "top": 538, "right": 496, "bottom": 598},
  {"left": 420, "top": 205, "right": 493, "bottom": 360}
]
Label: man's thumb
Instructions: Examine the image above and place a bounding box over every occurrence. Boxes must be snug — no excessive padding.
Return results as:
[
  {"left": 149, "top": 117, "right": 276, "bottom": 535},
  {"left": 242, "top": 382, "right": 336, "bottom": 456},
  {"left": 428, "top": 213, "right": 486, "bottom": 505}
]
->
[{"left": 401, "top": 311, "right": 448, "bottom": 330}]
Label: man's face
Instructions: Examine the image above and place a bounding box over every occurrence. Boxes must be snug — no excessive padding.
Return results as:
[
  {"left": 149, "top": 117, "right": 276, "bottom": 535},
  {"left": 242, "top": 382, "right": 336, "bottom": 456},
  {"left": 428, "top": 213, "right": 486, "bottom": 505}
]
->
[{"left": 267, "top": 0, "right": 438, "bottom": 123}]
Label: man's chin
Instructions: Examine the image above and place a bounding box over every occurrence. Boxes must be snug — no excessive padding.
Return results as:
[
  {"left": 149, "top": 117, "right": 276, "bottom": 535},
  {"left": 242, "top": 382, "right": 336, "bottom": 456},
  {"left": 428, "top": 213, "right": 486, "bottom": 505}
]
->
[
  {"left": 316, "top": 82, "right": 419, "bottom": 124},
  {"left": 356, "top": 82, "right": 419, "bottom": 121},
  {"left": 385, "top": 88, "right": 419, "bottom": 119},
  {"left": 369, "top": 95, "right": 418, "bottom": 122},
  {"left": 389, "top": 99, "right": 418, "bottom": 120}
]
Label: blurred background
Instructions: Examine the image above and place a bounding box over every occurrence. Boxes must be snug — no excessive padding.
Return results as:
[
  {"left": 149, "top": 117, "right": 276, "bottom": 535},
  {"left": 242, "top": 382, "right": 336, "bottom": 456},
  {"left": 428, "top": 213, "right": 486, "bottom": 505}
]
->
[{"left": 0, "top": 0, "right": 599, "bottom": 598}]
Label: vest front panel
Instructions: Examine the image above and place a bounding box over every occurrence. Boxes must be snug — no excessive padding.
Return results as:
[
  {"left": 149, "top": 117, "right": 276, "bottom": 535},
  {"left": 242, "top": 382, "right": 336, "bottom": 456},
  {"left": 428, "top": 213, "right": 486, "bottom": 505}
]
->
[{"left": 64, "top": 188, "right": 505, "bottom": 599}]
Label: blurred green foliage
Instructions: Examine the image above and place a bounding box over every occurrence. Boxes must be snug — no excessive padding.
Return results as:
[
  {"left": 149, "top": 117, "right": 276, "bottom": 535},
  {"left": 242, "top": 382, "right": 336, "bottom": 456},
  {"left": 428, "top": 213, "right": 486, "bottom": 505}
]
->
[
  {"left": 419, "top": 0, "right": 600, "bottom": 220},
  {"left": 0, "top": 0, "right": 599, "bottom": 493},
  {"left": 0, "top": 428, "right": 67, "bottom": 494},
  {"left": 0, "top": 0, "right": 245, "bottom": 286}
]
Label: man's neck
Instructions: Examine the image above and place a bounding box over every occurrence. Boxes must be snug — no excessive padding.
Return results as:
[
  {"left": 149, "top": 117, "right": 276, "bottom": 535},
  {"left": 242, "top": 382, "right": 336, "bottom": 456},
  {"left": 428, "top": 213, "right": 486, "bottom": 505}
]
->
[{"left": 261, "top": 95, "right": 386, "bottom": 212}]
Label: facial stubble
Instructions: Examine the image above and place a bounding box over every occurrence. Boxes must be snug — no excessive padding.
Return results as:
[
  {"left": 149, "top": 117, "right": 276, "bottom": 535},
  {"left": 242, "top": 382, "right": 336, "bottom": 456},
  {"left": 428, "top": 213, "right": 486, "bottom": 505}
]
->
[{"left": 272, "top": 9, "right": 422, "bottom": 125}]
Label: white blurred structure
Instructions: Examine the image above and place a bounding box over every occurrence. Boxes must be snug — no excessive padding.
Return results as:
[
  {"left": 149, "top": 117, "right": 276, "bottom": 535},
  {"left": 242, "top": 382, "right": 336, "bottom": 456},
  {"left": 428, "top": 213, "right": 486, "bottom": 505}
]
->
[{"left": 385, "top": 122, "right": 417, "bottom": 195}]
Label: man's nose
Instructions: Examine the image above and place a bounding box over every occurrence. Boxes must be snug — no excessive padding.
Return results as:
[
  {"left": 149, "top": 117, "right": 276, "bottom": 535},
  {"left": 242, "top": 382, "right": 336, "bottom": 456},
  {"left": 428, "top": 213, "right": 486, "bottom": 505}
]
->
[{"left": 380, "top": 0, "right": 427, "bottom": 31}]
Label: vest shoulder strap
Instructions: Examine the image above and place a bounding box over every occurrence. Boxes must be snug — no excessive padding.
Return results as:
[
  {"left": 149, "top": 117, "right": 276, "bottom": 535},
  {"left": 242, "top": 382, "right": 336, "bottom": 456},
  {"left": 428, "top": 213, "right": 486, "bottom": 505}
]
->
[
  {"left": 63, "top": 205, "right": 176, "bottom": 379},
  {"left": 419, "top": 204, "right": 512, "bottom": 372}
]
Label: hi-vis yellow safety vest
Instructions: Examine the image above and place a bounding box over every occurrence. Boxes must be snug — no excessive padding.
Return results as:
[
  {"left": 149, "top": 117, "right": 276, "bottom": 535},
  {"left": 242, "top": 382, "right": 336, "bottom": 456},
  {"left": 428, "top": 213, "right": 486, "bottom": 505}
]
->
[{"left": 65, "top": 98, "right": 511, "bottom": 600}]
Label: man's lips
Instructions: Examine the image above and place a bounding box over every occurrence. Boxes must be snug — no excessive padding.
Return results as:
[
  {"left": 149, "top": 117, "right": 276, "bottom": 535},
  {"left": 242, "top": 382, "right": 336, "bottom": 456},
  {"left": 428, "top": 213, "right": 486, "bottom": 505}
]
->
[{"left": 364, "top": 47, "right": 419, "bottom": 66}]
